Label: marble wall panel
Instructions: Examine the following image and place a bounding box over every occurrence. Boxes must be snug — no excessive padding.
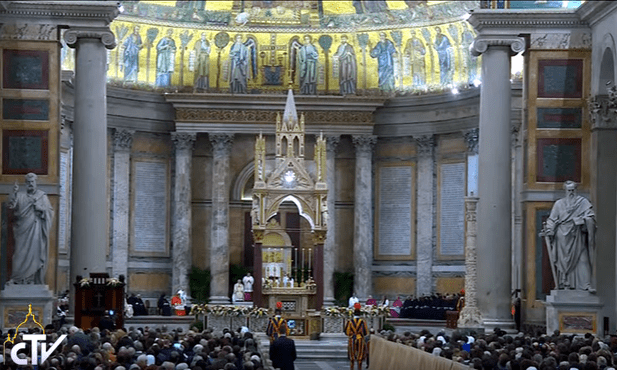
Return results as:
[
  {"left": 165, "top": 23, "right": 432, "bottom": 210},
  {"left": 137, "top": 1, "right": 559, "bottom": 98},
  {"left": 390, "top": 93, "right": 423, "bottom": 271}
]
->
[
  {"left": 336, "top": 207, "right": 354, "bottom": 272},
  {"left": 132, "top": 132, "right": 172, "bottom": 155},
  {"left": 374, "top": 277, "right": 415, "bottom": 296},
  {"left": 437, "top": 135, "right": 466, "bottom": 155},
  {"left": 191, "top": 205, "right": 210, "bottom": 270},
  {"left": 129, "top": 272, "right": 171, "bottom": 292},
  {"left": 435, "top": 277, "right": 464, "bottom": 294}
]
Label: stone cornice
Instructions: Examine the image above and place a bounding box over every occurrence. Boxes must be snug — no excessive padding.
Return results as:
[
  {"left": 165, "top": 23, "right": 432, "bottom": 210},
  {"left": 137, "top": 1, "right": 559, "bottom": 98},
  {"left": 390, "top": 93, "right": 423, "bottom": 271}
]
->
[
  {"left": 577, "top": 0, "right": 617, "bottom": 27},
  {"left": 468, "top": 9, "right": 587, "bottom": 34},
  {"left": 0, "top": 1, "right": 119, "bottom": 26}
]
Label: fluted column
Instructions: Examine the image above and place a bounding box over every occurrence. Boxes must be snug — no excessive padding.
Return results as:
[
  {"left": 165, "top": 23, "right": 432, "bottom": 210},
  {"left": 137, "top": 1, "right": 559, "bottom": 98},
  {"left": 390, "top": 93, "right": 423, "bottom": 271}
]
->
[
  {"left": 471, "top": 35, "right": 525, "bottom": 329},
  {"left": 209, "top": 134, "right": 234, "bottom": 304},
  {"left": 171, "top": 132, "right": 196, "bottom": 294},
  {"left": 65, "top": 27, "right": 116, "bottom": 283},
  {"left": 323, "top": 135, "right": 340, "bottom": 306},
  {"left": 415, "top": 135, "right": 435, "bottom": 298},
  {"left": 352, "top": 135, "right": 376, "bottom": 301},
  {"left": 111, "top": 129, "right": 134, "bottom": 281}
]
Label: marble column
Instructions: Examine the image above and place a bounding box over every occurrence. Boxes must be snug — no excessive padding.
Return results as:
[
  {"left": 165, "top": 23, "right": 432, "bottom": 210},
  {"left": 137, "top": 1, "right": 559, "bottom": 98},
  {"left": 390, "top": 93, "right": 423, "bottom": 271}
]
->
[
  {"left": 464, "top": 129, "right": 479, "bottom": 197},
  {"left": 323, "top": 135, "right": 340, "bottom": 306},
  {"left": 471, "top": 36, "right": 525, "bottom": 329},
  {"left": 111, "top": 129, "right": 134, "bottom": 281},
  {"left": 64, "top": 27, "right": 116, "bottom": 282},
  {"left": 352, "top": 135, "right": 376, "bottom": 301},
  {"left": 415, "top": 135, "right": 435, "bottom": 298},
  {"left": 209, "top": 134, "right": 234, "bottom": 304},
  {"left": 171, "top": 132, "right": 196, "bottom": 295}
]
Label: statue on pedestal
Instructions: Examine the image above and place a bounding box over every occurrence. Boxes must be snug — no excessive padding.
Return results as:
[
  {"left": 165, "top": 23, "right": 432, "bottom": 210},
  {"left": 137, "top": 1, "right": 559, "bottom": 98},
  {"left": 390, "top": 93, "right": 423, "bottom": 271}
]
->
[
  {"left": 6, "top": 173, "right": 53, "bottom": 285},
  {"left": 542, "top": 181, "right": 596, "bottom": 292}
]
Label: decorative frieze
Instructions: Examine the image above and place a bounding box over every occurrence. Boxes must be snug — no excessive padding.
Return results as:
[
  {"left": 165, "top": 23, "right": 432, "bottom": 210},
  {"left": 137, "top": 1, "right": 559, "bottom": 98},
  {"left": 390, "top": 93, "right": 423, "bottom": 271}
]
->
[
  {"left": 64, "top": 27, "right": 116, "bottom": 49},
  {"left": 529, "top": 31, "right": 591, "bottom": 50},
  {"left": 177, "top": 108, "right": 374, "bottom": 125},
  {"left": 0, "top": 23, "right": 57, "bottom": 40}
]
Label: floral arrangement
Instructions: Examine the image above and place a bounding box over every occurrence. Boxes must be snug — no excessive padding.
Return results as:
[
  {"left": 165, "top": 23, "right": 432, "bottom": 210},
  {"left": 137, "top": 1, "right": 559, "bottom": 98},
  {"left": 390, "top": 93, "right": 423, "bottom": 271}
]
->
[
  {"left": 321, "top": 305, "right": 391, "bottom": 318},
  {"left": 262, "top": 279, "right": 272, "bottom": 290},
  {"left": 106, "top": 278, "right": 122, "bottom": 287},
  {"left": 190, "top": 304, "right": 271, "bottom": 317},
  {"left": 79, "top": 277, "right": 91, "bottom": 288}
]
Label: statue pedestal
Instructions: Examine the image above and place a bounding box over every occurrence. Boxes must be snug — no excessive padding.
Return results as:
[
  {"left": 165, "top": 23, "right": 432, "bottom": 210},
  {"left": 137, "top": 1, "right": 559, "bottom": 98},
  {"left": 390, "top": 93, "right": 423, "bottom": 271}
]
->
[
  {"left": 546, "top": 290, "right": 603, "bottom": 336},
  {"left": 0, "top": 284, "right": 54, "bottom": 330}
]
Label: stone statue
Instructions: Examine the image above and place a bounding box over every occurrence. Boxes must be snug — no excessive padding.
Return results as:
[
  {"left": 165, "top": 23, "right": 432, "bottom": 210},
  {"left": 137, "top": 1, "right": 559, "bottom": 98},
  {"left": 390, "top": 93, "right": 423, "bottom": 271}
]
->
[
  {"left": 251, "top": 195, "right": 260, "bottom": 224},
  {"left": 543, "top": 181, "right": 595, "bottom": 291},
  {"left": 7, "top": 173, "right": 53, "bottom": 285},
  {"left": 232, "top": 279, "right": 244, "bottom": 303}
]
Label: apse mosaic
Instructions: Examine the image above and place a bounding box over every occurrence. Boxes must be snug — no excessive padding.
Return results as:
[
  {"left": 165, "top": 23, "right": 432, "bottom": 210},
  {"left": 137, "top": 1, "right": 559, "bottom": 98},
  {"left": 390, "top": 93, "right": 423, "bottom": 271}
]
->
[{"left": 61, "top": 1, "right": 482, "bottom": 95}]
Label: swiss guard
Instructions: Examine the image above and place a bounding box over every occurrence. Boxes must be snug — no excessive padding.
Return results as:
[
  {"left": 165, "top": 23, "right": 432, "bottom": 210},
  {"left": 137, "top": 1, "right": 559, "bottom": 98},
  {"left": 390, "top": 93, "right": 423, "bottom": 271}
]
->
[
  {"left": 266, "top": 301, "right": 289, "bottom": 342},
  {"left": 344, "top": 302, "right": 368, "bottom": 370}
]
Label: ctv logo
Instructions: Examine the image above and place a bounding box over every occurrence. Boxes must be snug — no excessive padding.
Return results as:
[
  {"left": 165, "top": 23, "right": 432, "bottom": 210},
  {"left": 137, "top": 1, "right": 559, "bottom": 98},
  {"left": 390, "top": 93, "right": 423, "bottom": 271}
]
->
[{"left": 3, "top": 304, "right": 66, "bottom": 365}]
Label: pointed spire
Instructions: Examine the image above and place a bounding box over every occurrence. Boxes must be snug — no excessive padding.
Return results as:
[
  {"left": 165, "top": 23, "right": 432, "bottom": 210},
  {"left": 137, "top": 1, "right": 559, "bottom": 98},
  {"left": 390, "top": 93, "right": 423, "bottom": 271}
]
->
[{"left": 282, "top": 88, "right": 298, "bottom": 128}]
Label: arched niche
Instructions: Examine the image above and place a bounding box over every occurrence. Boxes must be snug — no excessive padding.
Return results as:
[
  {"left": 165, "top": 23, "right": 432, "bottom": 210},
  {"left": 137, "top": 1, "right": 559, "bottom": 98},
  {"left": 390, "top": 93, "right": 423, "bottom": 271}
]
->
[{"left": 597, "top": 34, "right": 616, "bottom": 95}]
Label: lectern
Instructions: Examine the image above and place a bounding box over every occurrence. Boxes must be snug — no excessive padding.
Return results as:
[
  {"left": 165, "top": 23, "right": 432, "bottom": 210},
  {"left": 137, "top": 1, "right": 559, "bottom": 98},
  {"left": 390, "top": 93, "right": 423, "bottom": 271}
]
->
[{"left": 74, "top": 273, "right": 125, "bottom": 330}]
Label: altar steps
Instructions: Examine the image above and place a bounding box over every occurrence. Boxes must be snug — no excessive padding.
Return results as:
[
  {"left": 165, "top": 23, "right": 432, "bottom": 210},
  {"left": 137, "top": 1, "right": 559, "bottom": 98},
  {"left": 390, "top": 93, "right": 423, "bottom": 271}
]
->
[{"left": 261, "top": 338, "right": 349, "bottom": 361}]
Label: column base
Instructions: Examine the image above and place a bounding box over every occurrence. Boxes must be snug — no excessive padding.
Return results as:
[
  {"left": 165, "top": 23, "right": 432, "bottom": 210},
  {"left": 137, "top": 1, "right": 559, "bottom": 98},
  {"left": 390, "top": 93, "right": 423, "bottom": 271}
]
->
[
  {"left": 209, "top": 296, "right": 231, "bottom": 305},
  {"left": 482, "top": 318, "right": 516, "bottom": 333},
  {"left": 322, "top": 296, "right": 336, "bottom": 307}
]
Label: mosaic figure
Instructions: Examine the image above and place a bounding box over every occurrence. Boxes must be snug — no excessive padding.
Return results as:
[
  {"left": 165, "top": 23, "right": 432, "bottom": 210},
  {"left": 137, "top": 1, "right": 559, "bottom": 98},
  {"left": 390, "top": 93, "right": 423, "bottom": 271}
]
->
[
  {"left": 404, "top": 29, "right": 427, "bottom": 88},
  {"left": 193, "top": 32, "right": 211, "bottom": 92},
  {"left": 155, "top": 29, "right": 177, "bottom": 87},
  {"left": 333, "top": 35, "right": 357, "bottom": 95},
  {"left": 370, "top": 32, "right": 397, "bottom": 91},
  {"left": 434, "top": 26, "right": 454, "bottom": 86},
  {"left": 123, "top": 26, "right": 143, "bottom": 82},
  {"left": 298, "top": 35, "right": 319, "bottom": 95}
]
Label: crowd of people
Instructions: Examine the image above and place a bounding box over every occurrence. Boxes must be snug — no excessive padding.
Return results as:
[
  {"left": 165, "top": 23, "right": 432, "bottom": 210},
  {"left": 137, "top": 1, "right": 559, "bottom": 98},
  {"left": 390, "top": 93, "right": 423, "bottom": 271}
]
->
[
  {"left": 0, "top": 325, "right": 268, "bottom": 370},
  {"left": 377, "top": 327, "right": 617, "bottom": 370}
]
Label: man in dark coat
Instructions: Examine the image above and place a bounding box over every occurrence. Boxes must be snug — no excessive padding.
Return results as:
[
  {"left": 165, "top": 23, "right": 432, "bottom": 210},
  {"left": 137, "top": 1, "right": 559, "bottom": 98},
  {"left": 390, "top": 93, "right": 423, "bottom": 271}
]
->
[{"left": 269, "top": 323, "right": 296, "bottom": 370}]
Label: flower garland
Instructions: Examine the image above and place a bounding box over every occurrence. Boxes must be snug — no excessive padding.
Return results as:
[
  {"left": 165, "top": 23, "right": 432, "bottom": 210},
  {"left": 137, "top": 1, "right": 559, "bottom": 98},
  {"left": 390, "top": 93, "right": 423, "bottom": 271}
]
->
[
  {"left": 79, "top": 278, "right": 91, "bottom": 288},
  {"left": 106, "top": 278, "right": 122, "bottom": 287},
  {"left": 321, "top": 305, "right": 391, "bottom": 318},
  {"left": 190, "top": 304, "right": 271, "bottom": 317}
]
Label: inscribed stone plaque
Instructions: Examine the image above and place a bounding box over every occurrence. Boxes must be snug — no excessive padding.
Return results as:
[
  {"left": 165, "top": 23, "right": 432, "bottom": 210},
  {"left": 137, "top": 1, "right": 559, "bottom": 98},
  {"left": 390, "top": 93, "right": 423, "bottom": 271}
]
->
[
  {"left": 133, "top": 161, "right": 168, "bottom": 254},
  {"left": 439, "top": 162, "right": 465, "bottom": 256},
  {"left": 536, "top": 138, "right": 581, "bottom": 182},
  {"left": 3, "top": 99, "right": 49, "bottom": 121},
  {"left": 378, "top": 166, "right": 412, "bottom": 256},
  {"left": 2, "top": 130, "right": 48, "bottom": 175},
  {"left": 536, "top": 107, "right": 582, "bottom": 129},
  {"left": 538, "top": 59, "right": 583, "bottom": 98},
  {"left": 3, "top": 49, "right": 49, "bottom": 90}
]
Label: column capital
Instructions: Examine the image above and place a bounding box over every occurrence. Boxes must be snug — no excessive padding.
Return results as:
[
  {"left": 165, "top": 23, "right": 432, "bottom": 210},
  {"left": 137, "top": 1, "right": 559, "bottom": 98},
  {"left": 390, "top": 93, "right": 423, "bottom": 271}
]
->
[
  {"left": 588, "top": 92, "right": 617, "bottom": 130},
  {"left": 463, "top": 128, "right": 479, "bottom": 155},
  {"left": 414, "top": 134, "right": 435, "bottom": 157},
  {"left": 64, "top": 26, "right": 116, "bottom": 49},
  {"left": 209, "top": 133, "right": 234, "bottom": 154},
  {"left": 171, "top": 132, "right": 196, "bottom": 151},
  {"left": 352, "top": 135, "right": 377, "bottom": 153},
  {"left": 325, "top": 135, "right": 340, "bottom": 153},
  {"left": 470, "top": 36, "right": 526, "bottom": 57},
  {"left": 113, "top": 129, "right": 134, "bottom": 152}
]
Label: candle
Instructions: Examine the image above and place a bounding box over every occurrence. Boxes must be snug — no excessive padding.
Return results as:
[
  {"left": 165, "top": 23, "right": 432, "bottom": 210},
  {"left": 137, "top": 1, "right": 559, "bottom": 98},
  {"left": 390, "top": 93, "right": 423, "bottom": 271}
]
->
[{"left": 308, "top": 248, "right": 312, "bottom": 272}]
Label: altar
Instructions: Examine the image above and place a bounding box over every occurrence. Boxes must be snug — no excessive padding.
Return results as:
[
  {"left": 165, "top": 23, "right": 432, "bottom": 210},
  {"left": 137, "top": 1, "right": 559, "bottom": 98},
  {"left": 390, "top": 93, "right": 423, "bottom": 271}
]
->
[{"left": 250, "top": 89, "right": 328, "bottom": 312}]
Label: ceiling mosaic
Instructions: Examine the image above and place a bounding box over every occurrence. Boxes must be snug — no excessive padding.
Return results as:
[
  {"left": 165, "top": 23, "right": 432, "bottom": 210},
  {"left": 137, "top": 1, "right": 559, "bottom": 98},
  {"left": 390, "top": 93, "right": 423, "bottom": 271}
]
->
[{"left": 62, "top": 1, "right": 482, "bottom": 95}]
